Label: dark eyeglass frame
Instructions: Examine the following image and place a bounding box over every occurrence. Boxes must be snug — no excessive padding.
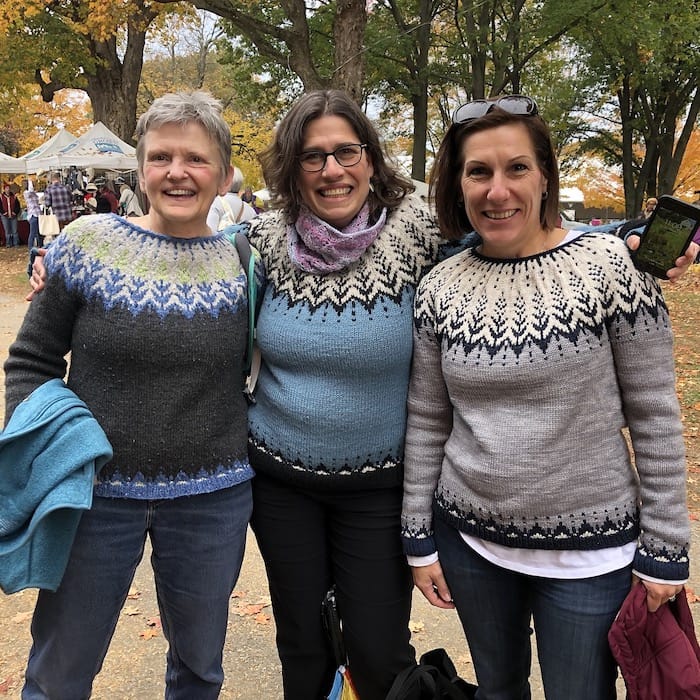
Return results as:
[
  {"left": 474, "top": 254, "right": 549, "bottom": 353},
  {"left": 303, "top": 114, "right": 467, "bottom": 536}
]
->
[
  {"left": 452, "top": 95, "right": 539, "bottom": 124},
  {"left": 297, "top": 144, "right": 368, "bottom": 173}
]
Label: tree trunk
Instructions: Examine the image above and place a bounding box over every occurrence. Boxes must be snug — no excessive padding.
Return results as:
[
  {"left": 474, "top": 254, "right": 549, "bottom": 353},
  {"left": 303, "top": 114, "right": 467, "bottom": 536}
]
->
[
  {"left": 658, "top": 88, "right": 700, "bottom": 195},
  {"left": 333, "top": 0, "right": 366, "bottom": 100},
  {"left": 410, "top": 0, "right": 432, "bottom": 181},
  {"left": 618, "top": 78, "right": 642, "bottom": 218},
  {"left": 84, "top": 19, "right": 150, "bottom": 143}
]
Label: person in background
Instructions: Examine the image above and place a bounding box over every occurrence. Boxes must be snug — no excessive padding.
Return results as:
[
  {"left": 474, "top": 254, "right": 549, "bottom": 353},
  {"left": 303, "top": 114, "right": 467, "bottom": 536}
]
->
[
  {"left": 617, "top": 196, "right": 658, "bottom": 239},
  {"left": 22, "top": 179, "right": 42, "bottom": 276},
  {"left": 95, "top": 193, "right": 113, "bottom": 214},
  {"left": 83, "top": 183, "right": 99, "bottom": 213},
  {"left": 401, "top": 95, "right": 690, "bottom": 700},
  {"left": 4, "top": 91, "right": 254, "bottom": 699},
  {"left": 241, "top": 185, "right": 262, "bottom": 213},
  {"left": 206, "top": 166, "right": 257, "bottom": 231},
  {"left": 94, "top": 177, "right": 119, "bottom": 213},
  {"left": 118, "top": 181, "right": 144, "bottom": 217},
  {"left": 643, "top": 196, "right": 658, "bottom": 217},
  {"left": 42, "top": 172, "right": 73, "bottom": 231},
  {"left": 1, "top": 181, "right": 21, "bottom": 247}
]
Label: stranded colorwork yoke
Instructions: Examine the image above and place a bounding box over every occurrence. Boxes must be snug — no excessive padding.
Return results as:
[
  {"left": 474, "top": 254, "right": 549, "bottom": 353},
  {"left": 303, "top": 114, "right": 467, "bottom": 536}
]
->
[
  {"left": 246, "top": 195, "right": 445, "bottom": 489},
  {"left": 401, "top": 232, "right": 690, "bottom": 581},
  {"left": 4, "top": 214, "right": 253, "bottom": 499}
]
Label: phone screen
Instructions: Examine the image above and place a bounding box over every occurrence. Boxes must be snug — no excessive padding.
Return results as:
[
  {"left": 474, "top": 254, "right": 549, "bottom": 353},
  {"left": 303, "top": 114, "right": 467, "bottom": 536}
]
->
[{"left": 634, "top": 198, "right": 700, "bottom": 278}]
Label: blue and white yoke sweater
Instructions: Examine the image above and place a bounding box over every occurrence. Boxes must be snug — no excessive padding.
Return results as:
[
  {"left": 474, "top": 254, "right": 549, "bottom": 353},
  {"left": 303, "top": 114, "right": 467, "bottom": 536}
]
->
[
  {"left": 246, "top": 195, "right": 446, "bottom": 489},
  {"left": 4, "top": 214, "right": 254, "bottom": 499},
  {"left": 401, "top": 232, "right": 690, "bottom": 581}
]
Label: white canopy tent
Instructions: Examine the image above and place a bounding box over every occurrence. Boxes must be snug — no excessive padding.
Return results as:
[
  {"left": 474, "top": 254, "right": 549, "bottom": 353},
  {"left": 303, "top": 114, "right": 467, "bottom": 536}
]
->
[
  {"left": 21, "top": 128, "right": 77, "bottom": 165},
  {"left": 26, "top": 122, "right": 137, "bottom": 173},
  {"left": 0, "top": 152, "right": 27, "bottom": 174}
]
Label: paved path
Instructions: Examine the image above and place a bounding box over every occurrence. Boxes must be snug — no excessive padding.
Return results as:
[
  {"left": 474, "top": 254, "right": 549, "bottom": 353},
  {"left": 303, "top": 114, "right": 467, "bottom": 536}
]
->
[
  {"left": 0, "top": 293, "right": 472, "bottom": 699},
  {"left": 1, "top": 291, "right": 698, "bottom": 698}
]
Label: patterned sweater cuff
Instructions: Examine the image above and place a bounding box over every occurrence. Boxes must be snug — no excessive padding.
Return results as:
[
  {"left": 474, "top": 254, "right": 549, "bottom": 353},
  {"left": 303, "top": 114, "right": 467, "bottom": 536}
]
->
[
  {"left": 633, "top": 548, "right": 690, "bottom": 582},
  {"left": 402, "top": 535, "right": 437, "bottom": 557}
]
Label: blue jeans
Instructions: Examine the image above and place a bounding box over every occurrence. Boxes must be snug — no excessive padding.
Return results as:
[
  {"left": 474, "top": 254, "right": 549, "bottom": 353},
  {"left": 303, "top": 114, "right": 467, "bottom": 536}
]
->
[
  {"left": 27, "top": 216, "right": 41, "bottom": 276},
  {"left": 27, "top": 215, "right": 40, "bottom": 249},
  {"left": 23, "top": 484, "right": 253, "bottom": 700},
  {"left": 1, "top": 214, "right": 18, "bottom": 246},
  {"left": 435, "top": 518, "right": 631, "bottom": 700}
]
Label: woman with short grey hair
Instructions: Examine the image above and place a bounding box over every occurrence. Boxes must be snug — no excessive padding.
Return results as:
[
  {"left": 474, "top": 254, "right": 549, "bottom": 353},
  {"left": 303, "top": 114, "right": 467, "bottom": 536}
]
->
[{"left": 5, "top": 91, "right": 254, "bottom": 699}]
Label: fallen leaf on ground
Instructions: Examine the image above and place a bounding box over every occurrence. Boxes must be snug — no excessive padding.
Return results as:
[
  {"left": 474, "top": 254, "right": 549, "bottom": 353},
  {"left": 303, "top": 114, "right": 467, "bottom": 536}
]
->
[
  {"left": 139, "top": 628, "right": 160, "bottom": 640},
  {"left": 686, "top": 586, "right": 699, "bottom": 604},
  {"left": 122, "top": 606, "right": 141, "bottom": 616},
  {"left": 231, "top": 590, "right": 247, "bottom": 599},
  {"left": 408, "top": 620, "right": 425, "bottom": 633},
  {"left": 0, "top": 676, "right": 13, "bottom": 694},
  {"left": 254, "top": 612, "right": 271, "bottom": 624},
  {"left": 233, "top": 602, "right": 268, "bottom": 616},
  {"left": 146, "top": 616, "right": 162, "bottom": 629}
]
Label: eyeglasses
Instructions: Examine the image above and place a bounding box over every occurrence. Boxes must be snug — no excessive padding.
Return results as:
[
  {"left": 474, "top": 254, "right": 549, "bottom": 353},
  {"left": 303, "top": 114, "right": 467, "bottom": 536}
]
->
[
  {"left": 298, "top": 144, "right": 368, "bottom": 172},
  {"left": 452, "top": 95, "right": 539, "bottom": 124}
]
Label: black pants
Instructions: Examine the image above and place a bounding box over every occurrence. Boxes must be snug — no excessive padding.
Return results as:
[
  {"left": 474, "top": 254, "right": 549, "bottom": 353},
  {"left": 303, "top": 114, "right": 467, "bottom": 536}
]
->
[{"left": 251, "top": 472, "right": 415, "bottom": 700}]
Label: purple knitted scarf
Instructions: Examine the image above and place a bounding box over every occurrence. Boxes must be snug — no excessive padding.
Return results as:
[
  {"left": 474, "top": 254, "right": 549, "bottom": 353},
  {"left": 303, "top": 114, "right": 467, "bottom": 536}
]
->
[{"left": 287, "top": 203, "right": 387, "bottom": 274}]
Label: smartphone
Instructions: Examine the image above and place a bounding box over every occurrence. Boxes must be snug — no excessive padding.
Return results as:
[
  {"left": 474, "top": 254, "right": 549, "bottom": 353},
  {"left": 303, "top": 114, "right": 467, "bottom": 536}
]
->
[{"left": 633, "top": 195, "right": 700, "bottom": 279}]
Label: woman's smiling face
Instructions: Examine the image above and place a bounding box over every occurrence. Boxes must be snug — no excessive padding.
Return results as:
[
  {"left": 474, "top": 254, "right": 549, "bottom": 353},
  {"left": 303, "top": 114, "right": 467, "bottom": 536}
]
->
[
  {"left": 138, "top": 121, "right": 231, "bottom": 238},
  {"left": 460, "top": 122, "right": 549, "bottom": 258},
  {"left": 297, "top": 115, "right": 374, "bottom": 229}
]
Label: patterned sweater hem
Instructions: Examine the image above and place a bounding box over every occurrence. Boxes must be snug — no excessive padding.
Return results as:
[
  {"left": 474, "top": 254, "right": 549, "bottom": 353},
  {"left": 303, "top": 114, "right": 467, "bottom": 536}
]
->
[
  {"left": 94, "top": 463, "right": 254, "bottom": 499},
  {"left": 249, "top": 440, "right": 402, "bottom": 491}
]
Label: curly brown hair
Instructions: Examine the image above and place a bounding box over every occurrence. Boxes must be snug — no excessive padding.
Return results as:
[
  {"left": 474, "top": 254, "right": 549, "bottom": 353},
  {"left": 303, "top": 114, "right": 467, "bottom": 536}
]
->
[{"left": 259, "top": 90, "right": 414, "bottom": 223}]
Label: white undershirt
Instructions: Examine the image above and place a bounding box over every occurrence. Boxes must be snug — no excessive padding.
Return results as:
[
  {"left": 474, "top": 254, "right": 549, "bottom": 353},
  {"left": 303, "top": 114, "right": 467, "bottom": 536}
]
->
[{"left": 407, "top": 537, "right": 636, "bottom": 579}]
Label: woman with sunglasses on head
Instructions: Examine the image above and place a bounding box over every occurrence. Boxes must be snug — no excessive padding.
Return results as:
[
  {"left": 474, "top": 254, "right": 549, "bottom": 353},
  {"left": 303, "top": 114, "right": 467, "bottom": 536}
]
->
[{"left": 401, "top": 95, "right": 691, "bottom": 699}]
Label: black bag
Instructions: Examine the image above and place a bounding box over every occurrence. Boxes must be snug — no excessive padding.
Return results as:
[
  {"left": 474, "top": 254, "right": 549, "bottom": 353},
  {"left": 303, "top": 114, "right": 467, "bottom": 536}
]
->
[{"left": 386, "top": 648, "right": 477, "bottom": 700}]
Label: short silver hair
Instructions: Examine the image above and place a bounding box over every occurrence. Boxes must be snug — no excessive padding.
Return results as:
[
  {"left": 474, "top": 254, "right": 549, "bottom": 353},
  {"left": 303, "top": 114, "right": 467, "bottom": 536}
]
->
[
  {"left": 135, "top": 91, "right": 232, "bottom": 180},
  {"left": 229, "top": 166, "right": 244, "bottom": 193}
]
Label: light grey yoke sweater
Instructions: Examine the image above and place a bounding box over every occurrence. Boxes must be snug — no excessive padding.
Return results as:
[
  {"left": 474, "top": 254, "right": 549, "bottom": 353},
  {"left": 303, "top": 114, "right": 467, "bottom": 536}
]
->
[{"left": 401, "top": 232, "right": 690, "bottom": 581}]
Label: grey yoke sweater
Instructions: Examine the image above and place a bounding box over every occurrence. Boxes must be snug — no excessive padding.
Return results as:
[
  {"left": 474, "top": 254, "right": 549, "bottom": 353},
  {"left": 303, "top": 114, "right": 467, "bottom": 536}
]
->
[{"left": 401, "top": 232, "right": 690, "bottom": 581}]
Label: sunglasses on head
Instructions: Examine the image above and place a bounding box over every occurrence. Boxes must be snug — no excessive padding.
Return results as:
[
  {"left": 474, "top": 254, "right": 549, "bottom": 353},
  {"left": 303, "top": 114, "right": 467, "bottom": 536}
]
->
[{"left": 452, "top": 95, "right": 539, "bottom": 124}]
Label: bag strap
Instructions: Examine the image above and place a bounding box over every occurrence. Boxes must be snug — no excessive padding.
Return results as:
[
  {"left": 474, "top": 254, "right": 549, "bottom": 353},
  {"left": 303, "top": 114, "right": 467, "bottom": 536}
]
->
[
  {"left": 385, "top": 664, "right": 438, "bottom": 700},
  {"left": 233, "top": 231, "right": 255, "bottom": 363},
  {"left": 236, "top": 200, "right": 245, "bottom": 223},
  {"left": 231, "top": 231, "right": 261, "bottom": 403}
]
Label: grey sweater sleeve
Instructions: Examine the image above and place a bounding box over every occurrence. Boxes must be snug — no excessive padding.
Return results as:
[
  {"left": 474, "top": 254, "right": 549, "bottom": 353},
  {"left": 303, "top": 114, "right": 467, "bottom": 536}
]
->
[{"left": 401, "top": 278, "right": 452, "bottom": 557}]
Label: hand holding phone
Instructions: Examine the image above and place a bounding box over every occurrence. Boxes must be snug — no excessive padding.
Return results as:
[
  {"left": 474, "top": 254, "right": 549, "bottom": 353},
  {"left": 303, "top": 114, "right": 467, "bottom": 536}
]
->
[{"left": 633, "top": 196, "right": 700, "bottom": 279}]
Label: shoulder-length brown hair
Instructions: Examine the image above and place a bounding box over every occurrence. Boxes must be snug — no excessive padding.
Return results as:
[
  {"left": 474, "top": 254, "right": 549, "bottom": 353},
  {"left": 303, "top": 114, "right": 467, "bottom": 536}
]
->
[
  {"left": 259, "top": 90, "right": 414, "bottom": 223},
  {"left": 430, "top": 109, "right": 560, "bottom": 240}
]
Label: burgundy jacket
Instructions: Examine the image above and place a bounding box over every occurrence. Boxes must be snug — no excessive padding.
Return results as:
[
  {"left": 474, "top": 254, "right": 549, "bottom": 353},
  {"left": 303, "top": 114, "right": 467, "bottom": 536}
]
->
[{"left": 609, "top": 584, "right": 700, "bottom": 699}]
